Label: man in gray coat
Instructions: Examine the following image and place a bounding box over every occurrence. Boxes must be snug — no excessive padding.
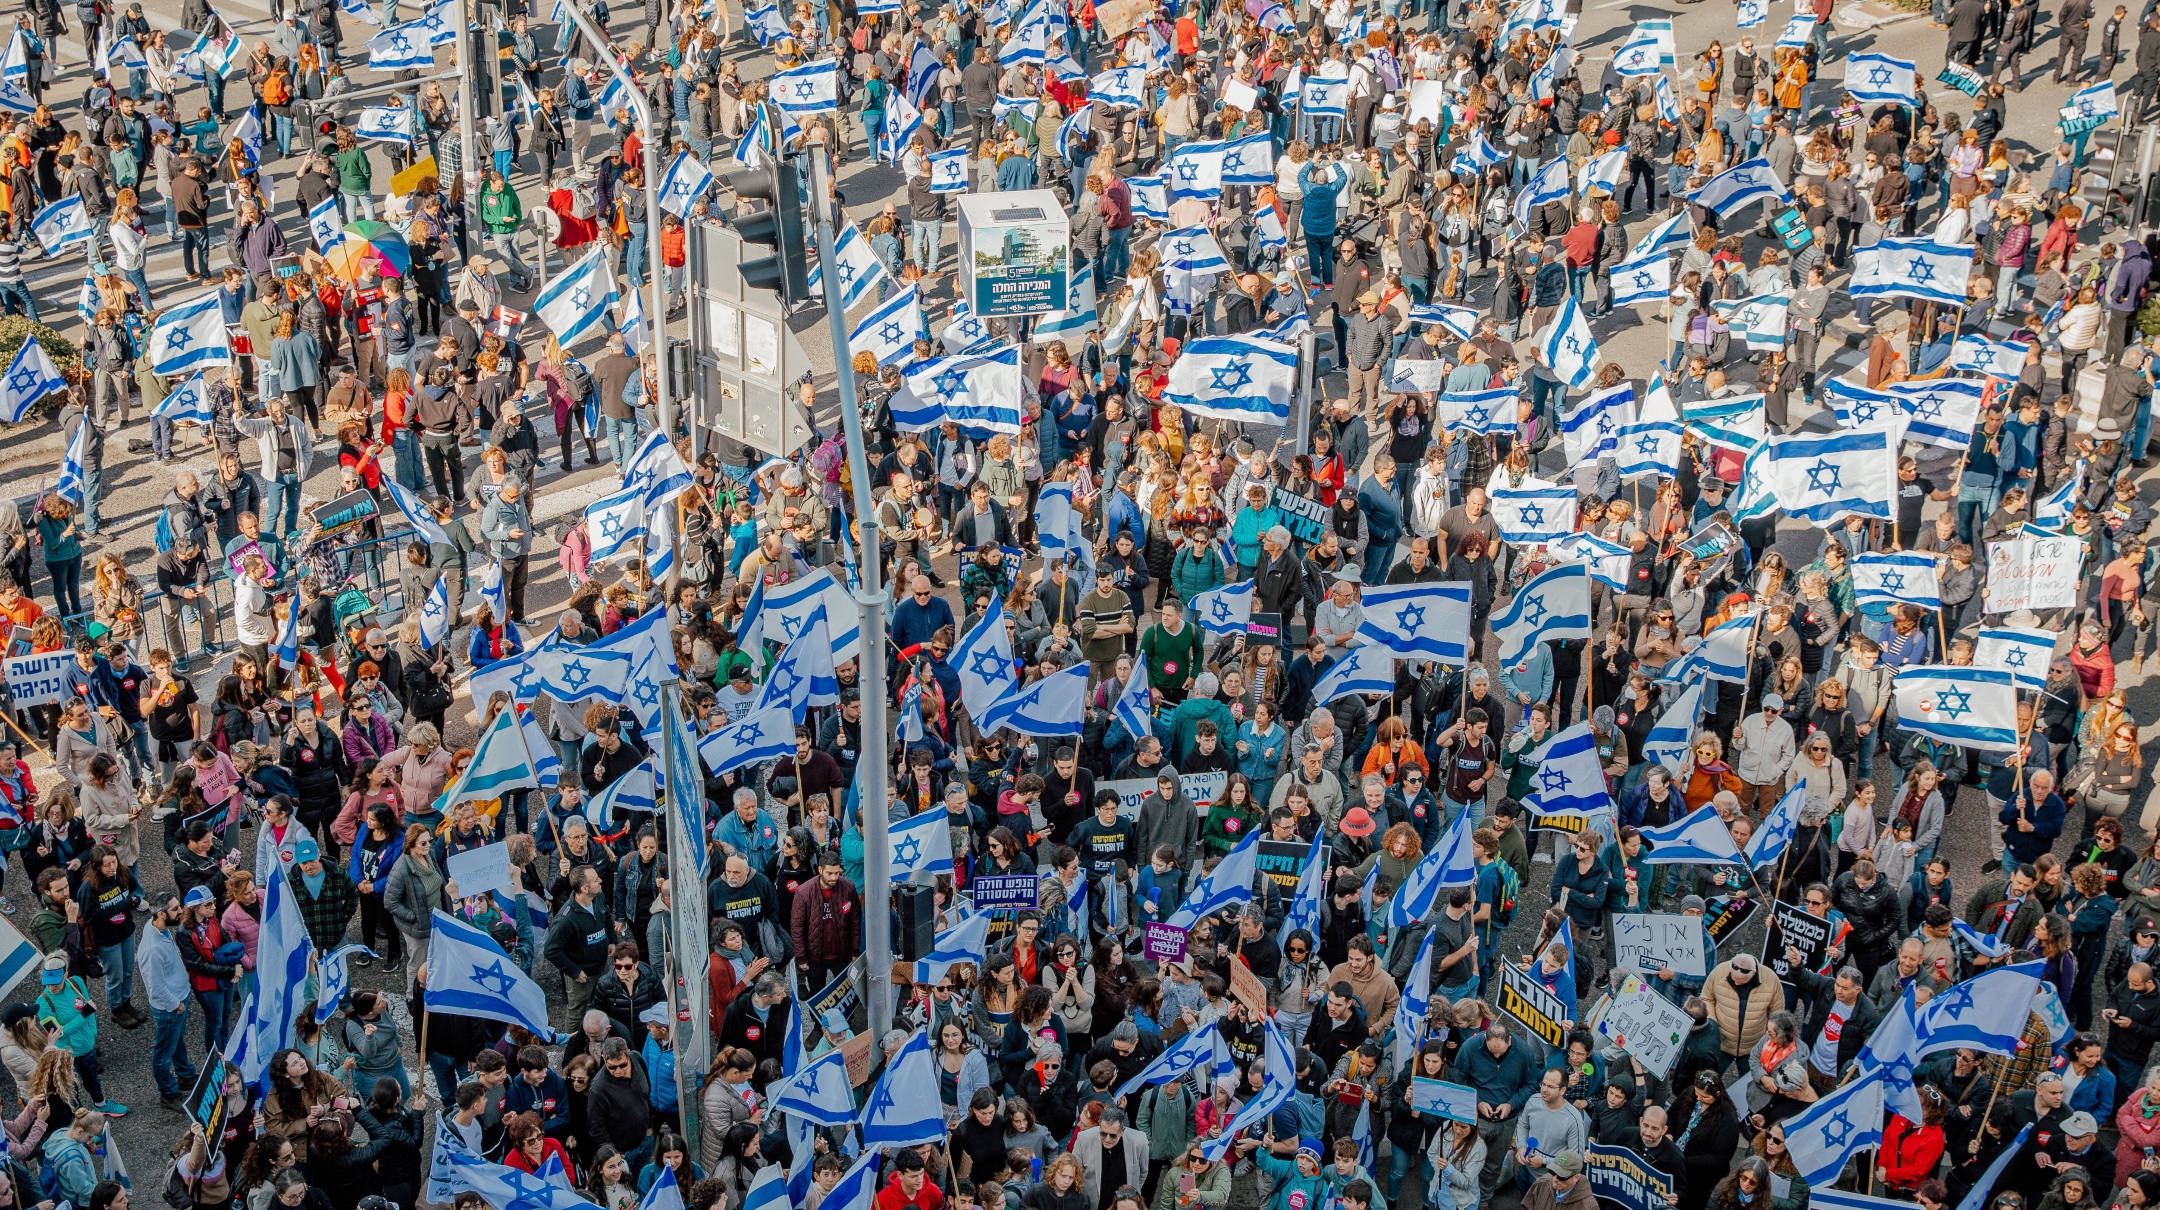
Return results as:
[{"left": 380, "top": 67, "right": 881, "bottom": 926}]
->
[{"left": 478, "top": 477, "right": 533, "bottom": 623}]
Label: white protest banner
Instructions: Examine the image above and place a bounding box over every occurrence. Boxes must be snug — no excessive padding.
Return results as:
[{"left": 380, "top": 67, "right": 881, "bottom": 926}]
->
[
  {"left": 3, "top": 650, "right": 72, "bottom": 707},
  {"left": 1222, "top": 79, "right": 1259, "bottom": 111},
  {"left": 1103, "top": 777, "right": 1157, "bottom": 821},
  {"left": 1592, "top": 975, "right": 1696, "bottom": 1077},
  {"left": 1983, "top": 535, "right": 2082, "bottom": 613},
  {"left": 445, "top": 841, "right": 516, "bottom": 898},
  {"left": 1412, "top": 1077, "right": 1478, "bottom": 1124},
  {"left": 1613, "top": 913, "right": 1707, "bottom": 978},
  {"left": 1181, "top": 771, "right": 1227, "bottom": 809}
]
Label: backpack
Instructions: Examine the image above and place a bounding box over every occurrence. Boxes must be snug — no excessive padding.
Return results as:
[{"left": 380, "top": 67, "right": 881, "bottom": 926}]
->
[
  {"left": 262, "top": 71, "right": 291, "bottom": 106},
  {"left": 153, "top": 507, "right": 173, "bottom": 553},
  {"left": 569, "top": 181, "right": 596, "bottom": 220},
  {"left": 561, "top": 356, "right": 593, "bottom": 404},
  {"left": 1492, "top": 859, "right": 1521, "bottom": 925}
]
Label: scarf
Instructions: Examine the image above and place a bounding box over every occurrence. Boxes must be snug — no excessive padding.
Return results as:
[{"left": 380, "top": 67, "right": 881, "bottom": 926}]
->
[
  {"left": 716, "top": 939, "right": 754, "bottom": 979},
  {"left": 1894, "top": 787, "right": 1927, "bottom": 830}
]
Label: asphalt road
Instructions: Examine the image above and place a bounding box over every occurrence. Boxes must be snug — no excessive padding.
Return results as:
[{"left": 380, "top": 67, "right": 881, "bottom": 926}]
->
[{"left": 7, "top": 0, "right": 2158, "bottom": 1197}]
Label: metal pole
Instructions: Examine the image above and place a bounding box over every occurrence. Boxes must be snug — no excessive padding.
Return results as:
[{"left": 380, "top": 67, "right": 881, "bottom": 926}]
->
[
  {"left": 810, "top": 143, "right": 895, "bottom": 1037},
  {"left": 1296, "top": 328, "right": 1316, "bottom": 453},
  {"left": 553, "top": 0, "right": 675, "bottom": 482},
  {"left": 2137, "top": 120, "right": 2157, "bottom": 241},
  {"left": 454, "top": 0, "right": 479, "bottom": 193}
]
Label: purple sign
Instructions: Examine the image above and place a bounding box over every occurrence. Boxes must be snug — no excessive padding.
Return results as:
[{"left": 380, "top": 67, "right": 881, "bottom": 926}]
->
[{"left": 1145, "top": 923, "right": 1188, "bottom": 962}]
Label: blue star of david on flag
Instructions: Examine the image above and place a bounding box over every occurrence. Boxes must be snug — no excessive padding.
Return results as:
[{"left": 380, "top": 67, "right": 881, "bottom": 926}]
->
[
  {"left": 1804, "top": 458, "right": 1844, "bottom": 496},
  {"left": 1867, "top": 64, "right": 1892, "bottom": 85},
  {"left": 1394, "top": 603, "right": 1426, "bottom": 630},
  {"left": 559, "top": 660, "right": 591, "bottom": 689},
  {"left": 1932, "top": 687, "right": 1974, "bottom": 718},
  {"left": 892, "top": 836, "right": 920, "bottom": 865},
  {"left": 1177, "top": 159, "right": 1199, "bottom": 182},
  {"left": 2004, "top": 647, "right": 2028, "bottom": 667},
  {"left": 1536, "top": 764, "right": 1573, "bottom": 795},
  {"left": 165, "top": 326, "right": 193, "bottom": 352},
  {"left": 1210, "top": 362, "right": 1253, "bottom": 392},
  {"left": 1521, "top": 595, "right": 1548, "bottom": 626},
  {"left": 1908, "top": 257, "right": 1937, "bottom": 283},
  {"left": 933, "top": 369, "right": 967, "bottom": 398},
  {"left": 1635, "top": 434, "right": 1661, "bottom": 454},
  {"left": 1519, "top": 503, "right": 1546, "bottom": 527},
  {"left": 389, "top": 31, "right": 409, "bottom": 50}
]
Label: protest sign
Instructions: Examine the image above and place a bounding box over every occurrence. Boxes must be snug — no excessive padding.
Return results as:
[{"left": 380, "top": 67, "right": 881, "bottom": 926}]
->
[
  {"left": 1498, "top": 963, "right": 1570, "bottom": 1046},
  {"left": 1412, "top": 1078, "right": 1478, "bottom": 1124},
  {"left": 1102, "top": 777, "right": 1156, "bottom": 821},
  {"left": 1984, "top": 534, "right": 2082, "bottom": 613},
  {"left": 1249, "top": 611, "right": 1283, "bottom": 642},
  {"left": 1592, "top": 975, "right": 1696, "bottom": 1077},
  {"left": 1144, "top": 922, "right": 1187, "bottom": 962},
  {"left": 807, "top": 959, "right": 866, "bottom": 1040},
  {"left": 1181, "top": 771, "right": 1227, "bottom": 808},
  {"left": 972, "top": 874, "right": 1042, "bottom": 912},
  {"left": 1762, "top": 900, "right": 1832, "bottom": 980},
  {"left": 1272, "top": 485, "right": 1331, "bottom": 544},
  {"left": 446, "top": 842, "right": 516, "bottom": 899},
  {"left": 1585, "top": 1143, "right": 1677, "bottom": 1210},
  {"left": 1702, "top": 896, "right": 1757, "bottom": 943},
  {"left": 307, "top": 488, "right": 380, "bottom": 538},
  {"left": 841, "top": 1030, "right": 876, "bottom": 1086},
  {"left": 1613, "top": 913, "right": 1706, "bottom": 977},
  {"left": 1256, "top": 839, "right": 1330, "bottom": 892},
  {"left": 3, "top": 650, "right": 71, "bottom": 707},
  {"left": 1228, "top": 958, "right": 1268, "bottom": 1018}
]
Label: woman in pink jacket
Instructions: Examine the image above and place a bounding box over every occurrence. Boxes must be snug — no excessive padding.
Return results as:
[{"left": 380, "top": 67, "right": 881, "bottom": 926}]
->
[{"left": 2117, "top": 1065, "right": 2160, "bottom": 1177}]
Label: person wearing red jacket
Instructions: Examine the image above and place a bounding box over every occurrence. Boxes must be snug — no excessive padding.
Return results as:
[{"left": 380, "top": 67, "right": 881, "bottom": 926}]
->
[
  {"left": 1875, "top": 1092, "right": 1948, "bottom": 1193},
  {"left": 874, "top": 1149, "right": 946, "bottom": 1210},
  {"left": 790, "top": 850, "right": 861, "bottom": 991}
]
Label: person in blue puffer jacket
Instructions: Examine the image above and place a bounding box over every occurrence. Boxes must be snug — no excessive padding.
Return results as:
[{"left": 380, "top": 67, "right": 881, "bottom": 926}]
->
[{"left": 1299, "top": 157, "right": 1352, "bottom": 287}]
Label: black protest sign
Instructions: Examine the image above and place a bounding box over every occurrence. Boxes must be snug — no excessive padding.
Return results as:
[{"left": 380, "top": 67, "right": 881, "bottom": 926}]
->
[
  {"left": 1702, "top": 895, "right": 1758, "bottom": 944},
  {"left": 1499, "top": 963, "right": 1570, "bottom": 1046},
  {"left": 806, "top": 958, "right": 867, "bottom": 1042},
  {"left": 1762, "top": 900, "right": 1832, "bottom": 980},
  {"left": 1585, "top": 1143, "right": 1677, "bottom": 1210},
  {"left": 1256, "top": 839, "right": 1328, "bottom": 892},
  {"left": 1272, "top": 485, "right": 1331, "bottom": 544}
]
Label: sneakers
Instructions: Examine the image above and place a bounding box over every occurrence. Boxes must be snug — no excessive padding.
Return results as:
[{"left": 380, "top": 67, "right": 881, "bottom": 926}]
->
[
  {"left": 95, "top": 1101, "right": 128, "bottom": 1117},
  {"left": 382, "top": 958, "right": 404, "bottom": 976},
  {"left": 353, "top": 954, "right": 374, "bottom": 968},
  {"left": 160, "top": 1094, "right": 188, "bottom": 1114}
]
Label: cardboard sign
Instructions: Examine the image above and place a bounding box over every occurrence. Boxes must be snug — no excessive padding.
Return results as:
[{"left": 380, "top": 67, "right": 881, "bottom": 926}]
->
[
  {"left": 6, "top": 624, "right": 30, "bottom": 659},
  {"left": 1228, "top": 956, "right": 1269, "bottom": 1018},
  {"left": 308, "top": 488, "right": 380, "bottom": 539},
  {"left": 1271, "top": 484, "right": 1332, "bottom": 544},
  {"left": 971, "top": 874, "right": 1042, "bottom": 912},
  {"left": 840, "top": 1030, "right": 876, "bottom": 1087},
  {"left": 1613, "top": 913, "right": 1707, "bottom": 978},
  {"left": 1585, "top": 1142, "right": 1678, "bottom": 1210},
  {"left": 1256, "top": 838, "right": 1329, "bottom": 892},
  {"left": 1592, "top": 975, "right": 1696, "bottom": 1077},
  {"left": 1144, "top": 922, "right": 1187, "bottom": 961},
  {"left": 3, "top": 650, "right": 73, "bottom": 707},
  {"left": 1984, "top": 535, "right": 2082, "bottom": 613},
  {"left": 391, "top": 155, "right": 440, "bottom": 196},
  {"left": 1095, "top": 0, "right": 1148, "bottom": 38},
  {"left": 1498, "top": 963, "right": 1570, "bottom": 1046},
  {"left": 445, "top": 841, "right": 515, "bottom": 899},
  {"left": 1763, "top": 900, "right": 1832, "bottom": 980},
  {"left": 1411, "top": 1077, "right": 1478, "bottom": 1124},
  {"left": 1702, "top": 895, "right": 1757, "bottom": 943}
]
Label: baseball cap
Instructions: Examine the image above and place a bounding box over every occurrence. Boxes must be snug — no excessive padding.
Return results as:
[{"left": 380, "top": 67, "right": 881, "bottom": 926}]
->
[
  {"left": 2063, "top": 1112, "right": 2100, "bottom": 1136},
  {"left": 39, "top": 953, "right": 65, "bottom": 985},
  {"left": 183, "top": 885, "right": 216, "bottom": 908},
  {"left": 294, "top": 839, "right": 321, "bottom": 863}
]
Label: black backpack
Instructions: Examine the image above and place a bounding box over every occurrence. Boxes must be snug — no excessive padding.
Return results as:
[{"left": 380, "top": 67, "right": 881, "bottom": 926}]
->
[{"left": 562, "top": 357, "right": 594, "bottom": 405}]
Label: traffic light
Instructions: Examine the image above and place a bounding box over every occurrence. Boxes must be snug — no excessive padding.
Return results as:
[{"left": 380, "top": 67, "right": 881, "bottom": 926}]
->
[{"left": 722, "top": 159, "right": 808, "bottom": 303}]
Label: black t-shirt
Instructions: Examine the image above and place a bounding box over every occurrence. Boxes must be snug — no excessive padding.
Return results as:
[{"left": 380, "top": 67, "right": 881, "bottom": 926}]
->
[
  {"left": 952, "top": 1115, "right": 1008, "bottom": 1179},
  {"left": 1897, "top": 474, "right": 1936, "bottom": 545},
  {"left": 146, "top": 676, "right": 198, "bottom": 743},
  {"left": 1066, "top": 817, "right": 1137, "bottom": 879}
]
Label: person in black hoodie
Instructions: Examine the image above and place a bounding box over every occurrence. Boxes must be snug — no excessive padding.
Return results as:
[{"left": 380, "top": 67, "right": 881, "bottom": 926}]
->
[
  {"left": 585, "top": 1037, "right": 654, "bottom": 1166},
  {"left": 354, "top": 1079, "right": 424, "bottom": 1210}
]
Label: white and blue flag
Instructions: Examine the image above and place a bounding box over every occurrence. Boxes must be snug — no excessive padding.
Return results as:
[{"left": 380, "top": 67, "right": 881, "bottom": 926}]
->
[
  {"left": 1489, "top": 481, "right": 1579, "bottom": 544},
  {"left": 1562, "top": 382, "right": 1635, "bottom": 464},
  {"left": 1277, "top": 832, "right": 1327, "bottom": 949},
  {"left": 1437, "top": 385, "right": 1517, "bottom": 434},
  {"left": 1219, "top": 134, "right": 1274, "bottom": 185},
  {"left": 1114, "top": 1020, "right": 1231, "bottom": 1098},
  {"left": 1201, "top": 1020, "right": 1295, "bottom": 1160},
  {"left": 992, "top": 93, "right": 1039, "bottom": 124},
  {"left": 772, "top": 1049, "right": 856, "bottom": 1126},
  {"left": 440, "top": 707, "right": 541, "bottom": 811},
  {"left": 1823, "top": 378, "right": 1904, "bottom": 433},
  {"left": 658, "top": 149, "right": 714, "bottom": 217},
  {"left": 1387, "top": 810, "right": 1478, "bottom": 927},
  {"left": 1357, "top": 583, "right": 1475, "bottom": 663},
  {"left": 28, "top": 195, "right": 92, "bottom": 255},
  {"left": 1855, "top": 985, "right": 1928, "bottom": 1124},
  {"left": 307, "top": 196, "right": 344, "bottom": 251},
  {"left": 425, "top": 909, "right": 553, "bottom": 1036},
  {"left": 1549, "top": 532, "right": 1633, "bottom": 591},
  {"left": 888, "top": 806, "right": 955, "bottom": 882},
  {"left": 1538, "top": 294, "right": 1602, "bottom": 388},
  {"left": 1662, "top": 613, "right": 1756, "bottom": 687},
  {"left": 1612, "top": 31, "right": 1663, "bottom": 75},
  {"left": 697, "top": 703, "right": 796, "bottom": 776},
  {"left": 1951, "top": 918, "right": 2014, "bottom": 961},
  {"left": 584, "top": 759, "right": 656, "bottom": 828},
  {"left": 1745, "top": 783, "right": 1805, "bottom": 869},
  {"left": 1166, "top": 139, "right": 1229, "bottom": 197},
  {"left": 1302, "top": 74, "right": 1350, "bottom": 116},
  {"left": 1091, "top": 65, "right": 1147, "bottom": 107},
  {"left": 1915, "top": 961, "right": 2045, "bottom": 1056},
  {"left": 951, "top": 596, "right": 1020, "bottom": 720},
  {"left": 1853, "top": 552, "right": 1942, "bottom": 610},
  {"left": 1164, "top": 830, "right": 1262, "bottom": 929},
  {"left": 1643, "top": 680, "right": 1704, "bottom": 777},
  {"left": 1891, "top": 377, "right": 1986, "bottom": 451},
  {"left": 1767, "top": 429, "right": 1896, "bottom": 525},
  {"left": 149, "top": 373, "right": 213, "bottom": 428},
  {"left": 806, "top": 221, "right": 893, "bottom": 311},
  {"left": 531, "top": 641, "right": 633, "bottom": 705},
  {"left": 1163, "top": 335, "right": 1297, "bottom": 425},
  {"left": 897, "top": 345, "right": 1025, "bottom": 435},
  {"left": 1522, "top": 722, "right": 1616, "bottom": 822},
  {"left": 860, "top": 1029, "right": 947, "bottom": 1148},
  {"left": 1160, "top": 227, "right": 1230, "bottom": 273},
  {"left": 532, "top": 245, "right": 619, "bottom": 345},
  {"left": 416, "top": 577, "right": 452, "bottom": 649},
  {"left": 583, "top": 487, "right": 648, "bottom": 562},
  {"left": 52, "top": 418, "right": 86, "bottom": 507},
  {"left": 149, "top": 291, "right": 233, "bottom": 375},
  {"left": 1782, "top": 1068, "right": 1885, "bottom": 1187},
  {"left": 914, "top": 909, "right": 993, "bottom": 984},
  {"left": 1610, "top": 252, "right": 1671, "bottom": 308},
  {"left": 1638, "top": 803, "right": 1745, "bottom": 865},
  {"left": 1190, "top": 580, "right": 1253, "bottom": 635},
  {"left": 1410, "top": 301, "right": 1480, "bottom": 339},
  {"left": 976, "top": 662, "right": 1088, "bottom": 737},
  {"left": 927, "top": 148, "right": 970, "bottom": 193},
  {"left": 1513, "top": 156, "right": 1572, "bottom": 226},
  {"left": 1852, "top": 239, "right": 1972, "bottom": 306},
  {"left": 1128, "top": 175, "right": 1170, "bottom": 220},
  {"left": 846, "top": 284, "right": 926, "bottom": 368},
  {"left": 356, "top": 104, "right": 416, "bottom": 144},
  {"left": 1951, "top": 335, "right": 2030, "bottom": 379},
  {"left": 772, "top": 59, "right": 841, "bottom": 113},
  {"left": 1111, "top": 653, "right": 1153, "bottom": 742},
  {"left": 1310, "top": 643, "right": 1398, "bottom": 706},
  {"left": 1493, "top": 562, "right": 1592, "bottom": 663},
  {"left": 1690, "top": 156, "right": 1793, "bottom": 216},
  {"left": 1845, "top": 53, "right": 1918, "bottom": 105},
  {"left": 2062, "top": 80, "right": 2120, "bottom": 129},
  {"left": 1629, "top": 211, "right": 1695, "bottom": 260},
  {"left": 1893, "top": 666, "right": 2021, "bottom": 753},
  {"left": 365, "top": 22, "right": 433, "bottom": 69},
  {"left": 0, "top": 339, "right": 68, "bottom": 424},
  {"left": 1974, "top": 626, "right": 2056, "bottom": 690}
]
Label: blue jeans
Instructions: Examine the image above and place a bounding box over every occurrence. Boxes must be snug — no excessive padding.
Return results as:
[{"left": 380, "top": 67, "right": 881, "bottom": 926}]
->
[
  {"left": 151, "top": 1004, "right": 197, "bottom": 1098},
  {"left": 493, "top": 149, "right": 513, "bottom": 179},
  {"left": 606, "top": 415, "right": 638, "bottom": 466},
  {"left": 392, "top": 426, "right": 424, "bottom": 491},
  {"left": 1445, "top": 793, "right": 1485, "bottom": 833},
  {"left": 1105, "top": 226, "right": 1131, "bottom": 280},
  {"left": 181, "top": 226, "right": 211, "bottom": 278},
  {"left": 341, "top": 190, "right": 375, "bottom": 222},
  {"left": 0, "top": 280, "right": 37, "bottom": 321},
  {"left": 195, "top": 986, "right": 231, "bottom": 1055},
  {"left": 625, "top": 222, "right": 648, "bottom": 287},
  {"left": 1388, "top": 1144, "right": 1428, "bottom": 1202},
  {"left": 266, "top": 471, "right": 303, "bottom": 537},
  {"left": 123, "top": 265, "right": 152, "bottom": 308},
  {"left": 273, "top": 113, "right": 293, "bottom": 157},
  {"left": 912, "top": 219, "right": 943, "bottom": 275},
  {"left": 99, "top": 933, "right": 137, "bottom": 1007},
  {"left": 2133, "top": 390, "right": 2155, "bottom": 462},
  {"left": 865, "top": 109, "right": 886, "bottom": 158}
]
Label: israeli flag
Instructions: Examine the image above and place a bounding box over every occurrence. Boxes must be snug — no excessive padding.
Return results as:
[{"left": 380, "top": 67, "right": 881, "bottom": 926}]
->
[
  {"left": 1392, "top": 928, "right": 1436, "bottom": 1070},
  {"left": 584, "top": 759, "right": 656, "bottom": 828},
  {"left": 976, "top": 662, "right": 1087, "bottom": 737},
  {"left": 1523, "top": 722, "right": 1616, "bottom": 820},
  {"left": 312, "top": 942, "right": 375, "bottom": 1026},
  {"left": 901, "top": 38, "right": 939, "bottom": 102},
  {"left": 1129, "top": 174, "right": 1170, "bottom": 220},
  {"left": 1824, "top": 378, "right": 1903, "bottom": 432},
  {"left": 1746, "top": 782, "right": 1805, "bottom": 869},
  {"left": 355, "top": 104, "right": 415, "bottom": 146},
  {"left": 1538, "top": 294, "right": 1602, "bottom": 389},
  {"left": 846, "top": 284, "right": 926, "bottom": 368},
  {"left": 1916, "top": 960, "right": 2045, "bottom": 1057},
  {"left": 1854, "top": 985, "right": 1928, "bottom": 1124},
  {"left": 1610, "top": 252, "right": 1671, "bottom": 308},
  {"left": 1388, "top": 810, "right": 1478, "bottom": 927},
  {"left": 1737, "top": 0, "right": 1768, "bottom": 23},
  {"left": 223, "top": 835, "right": 313, "bottom": 1087},
  {"left": 1438, "top": 384, "right": 1518, "bottom": 434},
  {"left": 859, "top": 1028, "right": 945, "bottom": 1147},
  {"left": 1714, "top": 292, "right": 1790, "bottom": 351},
  {"left": 914, "top": 909, "right": 993, "bottom": 985},
  {"left": 440, "top": 707, "right": 541, "bottom": 812},
  {"left": 476, "top": 559, "right": 506, "bottom": 626},
  {"left": 949, "top": 595, "right": 1019, "bottom": 720},
  {"left": 1166, "top": 139, "right": 1229, "bottom": 197},
  {"left": 881, "top": 88, "right": 923, "bottom": 163},
  {"left": 1629, "top": 211, "right": 1694, "bottom": 261},
  {"left": 228, "top": 107, "right": 262, "bottom": 159},
  {"left": 1302, "top": 74, "right": 1350, "bottom": 116},
  {"left": 1643, "top": 680, "right": 1704, "bottom": 777},
  {"left": 1845, "top": 53, "right": 1918, "bottom": 105},
  {"left": 1034, "top": 276, "right": 1098, "bottom": 343},
  {"left": 2033, "top": 460, "right": 2085, "bottom": 530},
  {"left": 1165, "top": 830, "right": 1262, "bottom": 929},
  {"left": 1766, "top": 428, "right": 1896, "bottom": 525},
  {"left": 1201, "top": 1020, "right": 1295, "bottom": 1160},
  {"left": 307, "top": 196, "right": 344, "bottom": 252},
  {"left": 1277, "top": 831, "right": 1327, "bottom": 949},
  {"left": 1489, "top": 481, "right": 1579, "bottom": 544},
  {"left": 1357, "top": 583, "right": 1475, "bottom": 663},
  {"left": 0, "top": 33, "right": 25, "bottom": 83},
  {"left": 52, "top": 418, "right": 86, "bottom": 506},
  {"left": 1853, "top": 239, "right": 1972, "bottom": 306},
  {"left": 1252, "top": 206, "right": 1289, "bottom": 252},
  {"left": 1163, "top": 335, "right": 1297, "bottom": 425},
  {"left": 1690, "top": 156, "right": 1793, "bottom": 217},
  {"left": 756, "top": 612, "right": 841, "bottom": 720},
  {"left": 1891, "top": 377, "right": 1985, "bottom": 451},
  {"left": 518, "top": 711, "right": 562, "bottom": 790},
  {"left": 998, "top": 7, "right": 1048, "bottom": 65},
  {"left": 696, "top": 703, "right": 795, "bottom": 777},
  {"left": 365, "top": 22, "right": 433, "bottom": 69},
  {"left": 29, "top": 195, "right": 93, "bottom": 254},
  {"left": 1310, "top": 643, "right": 1398, "bottom": 706},
  {"left": 148, "top": 373, "right": 213, "bottom": 428},
  {"left": 1777, "top": 12, "right": 1816, "bottom": 46},
  {"left": 899, "top": 345, "right": 1024, "bottom": 434},
  {"left": 1951, "top": 335, "right": 2030, "bottom": 380},
  {"left": 151, "top": 291, "right": 233, "bottom": 376},
  {"left": 888, "top": 804, "right": 955, "bottom": 882},
  {"left": 805, "top": 222, "right": 891, "bottom": 311},
  {"left": 1661, "top": 613, "right": 1756, "bottom": 687},
  {"left": 583, "top": 487, "right": 649, "bottom": 562},
  {"left": 1219, "top": 134, "right": 1274, "bottom": 185},
  {"left": 1562, "top": 383, "right": 1635, "bottom": 464},
  {"left": 339, "top": 0, "right": 384, "bottom": 23},
  {"left": 658, "top": 150, "right": 715, "bottom": 218},
  {"left": 1091, "top": 65, "right": 1147, "bottom": 109},
  {"left": 416, "top": 577, "right": 453, "bottom": 649},
  {"left": 1528, "top": 44, "right": 1574, "bottom": 101},
  {"left": 532, "top": 245, "right": 618, "bottom": 345},
  {"left": 0, "top": 339, "right": 68, "bottom": 424},
  {"left": 425, "top": 909, "right": 553, "bottom": 1036},
  {"left": 1614, "top": 404, "right": 1683, "bottom": 481},
  {"left": 992, "top": 94, "right": 1039, "bottom": 124},
  {"left": 772, "top": 59, "right": 840, "bottom": 113},
  {"left": 1114, "top": 1020, "right": 1230, "bottom": 1098},
  {"left": 1053, "top": 101, "right": 1093, "bottom": 156},
  {"left": 1612, "top": 31, "right": 1663, "bottom": 75},
  {"left": 1974, "top": 625, "right": 2056, "bottom": 690},
  {"left": 731, "top": 114, "right": 767, "bottom": 169},
  {"left": 737, "top": 567, "right": 863, "bottom": 660},
  {"left": 1493, "top": 562, "right": 1592, "bottom": 664},
  {"left": 1853, "top": 551, "right": 1942, "bottom": 610},
  {"left": 1579, "top": 148, "right": 1627, "bottom": 195},
  {"left": 384, "top": 479, "right": 452, "bottom": 550},
  {"left": 1161, "top": 227, "right": 1230, "bottom": 273},
  {"left": 1256, "top": 1, "right": 1297, "bottom": 33},
  {"left": 1549, "top": 532, "right": 1633, "bottom": 591},
  {"left": 2062, "top": 80, "right": 2120, "bottom": 128},
  {"left": 1513, "top": 156, "right": 1572, "bottom": 226},
  {"left": 1950, "top": 918, "right": 2014, "bottom": 962},
  {"left": 1638, "top": 803, "right": 1745, "bottom": 865},
  {"left": 772, "top": 1049, "right": 856, "bottom": 1126},
  {"left": 269, "top": 590, "right": 303, "bottom": 672},
  {"left": 1410, "top": 302, "right": 1480, "bottom": 340},
  {"left": 1190, "top": 580, "right": 1253, "bottom": 635},
  {"left": 532, "top": 641, "right": 633, "bottom": 705},
  {"left": 1451, "top": 126, "right": 1510, "bottom": 174},
  {"left": 928, "top": 148, "right": 969, "bottom": 193},
  {"left": 1892, "top": 666, "right": 2021, "bottom": 752}
]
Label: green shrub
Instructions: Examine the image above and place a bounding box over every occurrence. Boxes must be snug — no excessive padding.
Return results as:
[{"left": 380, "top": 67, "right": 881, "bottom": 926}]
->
[{"left": 2138, "top": 288, "right": 2160, "bottom": 337}]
